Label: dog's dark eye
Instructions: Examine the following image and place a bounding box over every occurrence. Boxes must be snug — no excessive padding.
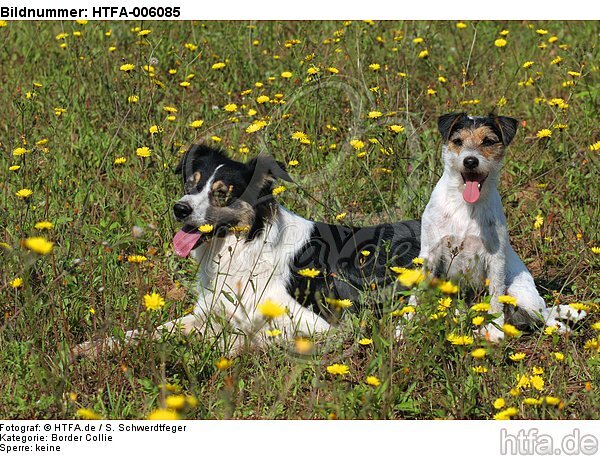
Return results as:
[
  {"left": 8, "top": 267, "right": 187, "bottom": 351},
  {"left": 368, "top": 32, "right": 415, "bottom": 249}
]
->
[
  {"left": 452, "top": 138, "right": 463, "bottom": 147},
  {"left": 482, "top": 137, "right": 498, "bottom": 147}
]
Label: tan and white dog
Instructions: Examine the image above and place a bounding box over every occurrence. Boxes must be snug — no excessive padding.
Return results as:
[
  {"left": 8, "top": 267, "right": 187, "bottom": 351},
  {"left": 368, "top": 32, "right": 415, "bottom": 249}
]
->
[{"left": 414, "top": 113, "right": 584, "bottom": 341}]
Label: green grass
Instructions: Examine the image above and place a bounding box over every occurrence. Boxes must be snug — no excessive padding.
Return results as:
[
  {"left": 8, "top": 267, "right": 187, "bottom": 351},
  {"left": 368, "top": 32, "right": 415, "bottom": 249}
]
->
[{"left": 0, "top": 20, "right": 598, "bottom": 419}]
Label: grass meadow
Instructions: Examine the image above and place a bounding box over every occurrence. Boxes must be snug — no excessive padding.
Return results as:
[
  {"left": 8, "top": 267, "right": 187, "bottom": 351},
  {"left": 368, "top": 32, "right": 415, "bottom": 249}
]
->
[{"left": 0, "top": 20, "right": 598, "bottom": 420}]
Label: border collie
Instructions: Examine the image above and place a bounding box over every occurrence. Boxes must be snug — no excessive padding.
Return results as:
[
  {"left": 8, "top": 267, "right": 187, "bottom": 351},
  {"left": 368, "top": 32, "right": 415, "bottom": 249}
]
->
[{"left": 75, "top": 144, "right": 420, "bottom": 355}]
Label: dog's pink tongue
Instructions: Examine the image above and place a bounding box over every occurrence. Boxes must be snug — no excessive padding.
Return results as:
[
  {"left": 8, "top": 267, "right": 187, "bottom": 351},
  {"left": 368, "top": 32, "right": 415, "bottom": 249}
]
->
[
  {"left": 173, "top": 225, "right": 202, "bottom": 257},
  {"left": 463, "top": 180, "right": 481, "bottom": 204}
]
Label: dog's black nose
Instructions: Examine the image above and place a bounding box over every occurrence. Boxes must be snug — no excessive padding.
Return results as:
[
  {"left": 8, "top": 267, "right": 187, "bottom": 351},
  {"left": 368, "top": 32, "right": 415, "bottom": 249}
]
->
[
  {"left": 463, "top": 156, "right": 479, "bottom": 169},
  {"left": 173, "top": 202, "right": 192, "bottom": 220}
]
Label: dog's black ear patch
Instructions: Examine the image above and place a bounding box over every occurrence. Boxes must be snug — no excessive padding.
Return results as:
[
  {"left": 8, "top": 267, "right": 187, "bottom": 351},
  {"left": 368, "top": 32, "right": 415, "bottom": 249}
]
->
[
  {"left": 246, "top": 154, "right": 293, "bottom": 184},
  {"left": 175, "top": 144, "right": 225, "bottom": 176},
  {"left": 438, "top": 112, "right": 468, "bottom": 141},
  {"left": 492, "top": 115, "right": 519, "bottom": 146}
]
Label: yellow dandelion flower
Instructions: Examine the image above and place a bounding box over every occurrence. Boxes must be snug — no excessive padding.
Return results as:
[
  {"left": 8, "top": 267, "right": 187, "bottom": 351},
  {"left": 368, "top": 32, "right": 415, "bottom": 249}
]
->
[
  {"left": 472, "top": 366, "right": 488, "bottom": 374},
  {"left": 266, "top": 328, "right": 282, "bottom": 337},
  {"left": 368, "top": 63, "right": 381, "bottom": 71},
  {"left": 471, "top": 303, "right": 490, "bottom": 312},
  {"left": 136, "top": 147, "right": 151, "bottom": 157},
  {"left": 493, "top": 407, "right": 518, "bottom": 420},
  {"left": 397, "top": 269, "right": 425, "bottom": 288},
  {"left": 128, "top": 95, "right": 139, "bottom": 103},
  {"left": 499, "top": 29, "right": 509, "bottom": 36},
  {"left": 24, "top": 237, "right": 53, "bottom": 255},
  {"left": 127, "top": 254, "right": 147, "bottom": 263},
  {"left": 9, "top": 165, "right": 20, "bottom": 171},
  {"left": 412, "top": 37, "right": 424, "bottom": 44},
  {"left": 389, "top": 125, "right": 405, "bottom": 133},
  {"left": 9, "top": 277, "right": 23, "bottom": 288},
  {"left": 325, "top": 297, "right": 352, "bottom": 310},
  {"left": 361, "top": 250, "right": 371, "bottom": 257},
  {"left": 591, "top": 321, "right": 600, "bottom": 331},
  {"left": 536, "top": 29, "right": 548, "bottom": 35},
  {"left": 179, "top": 81, "right": 191, "bottom": 87},
  {"left": 335, "top": 212, "right": 347, "bottom": 222},
  {"left": 493, "top": 398, "right": 506, "bottom": 409},
  {"left": 119, "top": 63, "right": 135, "bottom": 72},
  {"left": 365, "top": 376, "right": 380, "bottom": 386},
  {"left": 256, "top": 95, "right": 270, "bottom": 104},
  {"left": 144, "top": 292, "right": 165, "bottom": 311},
  {"left": 327, "top": 67, "right": 339, "bottom": 74},
  {"left": 16, "top": 188, "right": 33, "bottom": 199},
  {"left": 471, "top": 348, "right": 487, "bottom": 359},
  {"left": 149, "top": 125, "right": 163, "bottom": 135},
  {"left": 34, "top": 221, "right": 53, "bottom": 230},
  {"left": 427, "top": 88, "right": 437, "bottom": 96},
  {"left": 368, "top": 111, "right": 383, "bottom": 119},
  {"left": 446, "top": 333, "right": 474, "bottom": 346},
  {"left": 165, "top": 395, "right": 186, "bottom": 410},
  {"left": 358, "top": 338, "right": 373, "bottom": 346},
  {"left": 544, "top": 325, "right": 558, "bottom": 335},
  {"left": 503, "top": 324, "right": 522, "bottom": 338},
  {"left": 499, "top": 295, "right": 518, "bottom": 306},
  {"left": 281, "top": 71, "right": 293, "bottom": 79},
  {"left": 438, "top": 297, "right": 452, "bottom": 310},
  {"left": 12, "top": 147, "right": 29, "bottom": 156},
  {"left": 114, "top": 157, "right": 127, "bottom": 165},
  {"left": 184, "top": 43, "right": 198, "bottom": 51},
  {"left": 224, "top": 103, "right": 238, "bottom": 112},
  {"left": 569, "top": 302, "right": 590, "bottom": 312},
  {"left": 418, "top": 49, "right": 429, "bottom": 59},
  {"left": 246, "top": 120, "right": 267, "bottom": 133},
  {"left": 553, "top": 352, "right": 565, "bottom": 361},
  {"left": 272, "top": 185, "right": 286, "bottom": 196},
  {"left": 523, "top": 61, "right": 535, "bottom": 69},
  {"left": 591, "top": 246, "right": 600, "bottom": 254},
  {"left": 472, "top": 316, "right": 485, "bottom": 326},
  {"left": 510, "top": 352, "right": 526, "bottom": 362},
  {"left": 536, "top": 129, "right": 552, "bottom": 139},
  {"left": 349, "top": 139, "right": 365, "bottom": 150},
  {"left": 147, "top": 409, "right": 179, "bottom": 420},
  {"left": 544, "top": 396, "right": 561, "bottom": 406},
  {"left": 438, "top": 280, "right": 458, "bottom": 294},
  {"left": 494, "top": 38, "right": 507, "bottom": 48},
  {"left": 211, "top": 62, "right": 226, "bottom": 70},
  {"left": 530, "top": 375, "right": 544, "bottom": 391},
  {"left": 523, "top": 397, "right": 542, "bottom": 406},
  {"left": 298, "top": 268, "right": 320, "bottom": 279},
  {"left": 258, "top": 299, "right": 287, "bottom": 319},
  {"left": 215, "top": 357, "right": 233, "bottom": 370},
  {"left": 294, "top": 337, "right": 313, "bottom": 354},
  {"left": 456, "top": 22, "right": 467, "bottom": 29},
  {"left": 198, "top": 224, "right": 213, "bottom": 234},
  {"left": 76, "top": 408, "right": 101, "bottom": 420},
  {"left": 550, "top": 56, "right": 562, "bottom": 65},
  {"left": 288, "top": 160, "right": 299, "bottom": 167},
  {"left": 189, "top": 120, "right": 204, "bottom": 129},
  {"left": 326, "top": 364, "right": 349, "bottom": 376}
]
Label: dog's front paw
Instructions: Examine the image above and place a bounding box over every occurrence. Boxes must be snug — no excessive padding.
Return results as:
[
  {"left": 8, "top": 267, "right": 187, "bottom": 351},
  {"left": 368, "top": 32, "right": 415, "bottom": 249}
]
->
[
  {"left": 543, "top": 305, "right": 586, "bottom": 334},
  {"left": 476, "top": 323, "right": 505, "bottom": 343}
]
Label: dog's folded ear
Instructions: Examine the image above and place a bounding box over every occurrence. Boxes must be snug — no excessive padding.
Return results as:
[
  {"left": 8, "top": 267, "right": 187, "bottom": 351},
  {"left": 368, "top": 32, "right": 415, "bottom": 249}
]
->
[
  {"left": 174, "top": 144, "right": 221, "bottom": 175},
  {"left": 438, "top": 112, "right": 468, "bottom": 141},
  {"left": 492, "top": 115, "right": 519, "bottom": 146},
  {"left": 246, "top": 154, "right": 293, "bottom": 185}
]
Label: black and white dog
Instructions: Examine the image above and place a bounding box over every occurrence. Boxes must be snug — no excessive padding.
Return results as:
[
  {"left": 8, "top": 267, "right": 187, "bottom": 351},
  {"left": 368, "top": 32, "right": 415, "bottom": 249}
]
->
[
  {"left": 75, "top": 144, "right": 420, "bottom": 355},
  {"left": 169, "top": 144, "right": 420, "bottom": 344}
]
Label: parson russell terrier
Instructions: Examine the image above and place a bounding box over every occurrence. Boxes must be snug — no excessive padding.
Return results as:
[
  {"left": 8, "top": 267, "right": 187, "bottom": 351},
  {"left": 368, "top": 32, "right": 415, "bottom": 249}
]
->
[
  {"left": 413, "top": 112, "right": 585, "bottom": 341},
  {"left": 74, "top": 144, "right": 421, "bottom": 355}
]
